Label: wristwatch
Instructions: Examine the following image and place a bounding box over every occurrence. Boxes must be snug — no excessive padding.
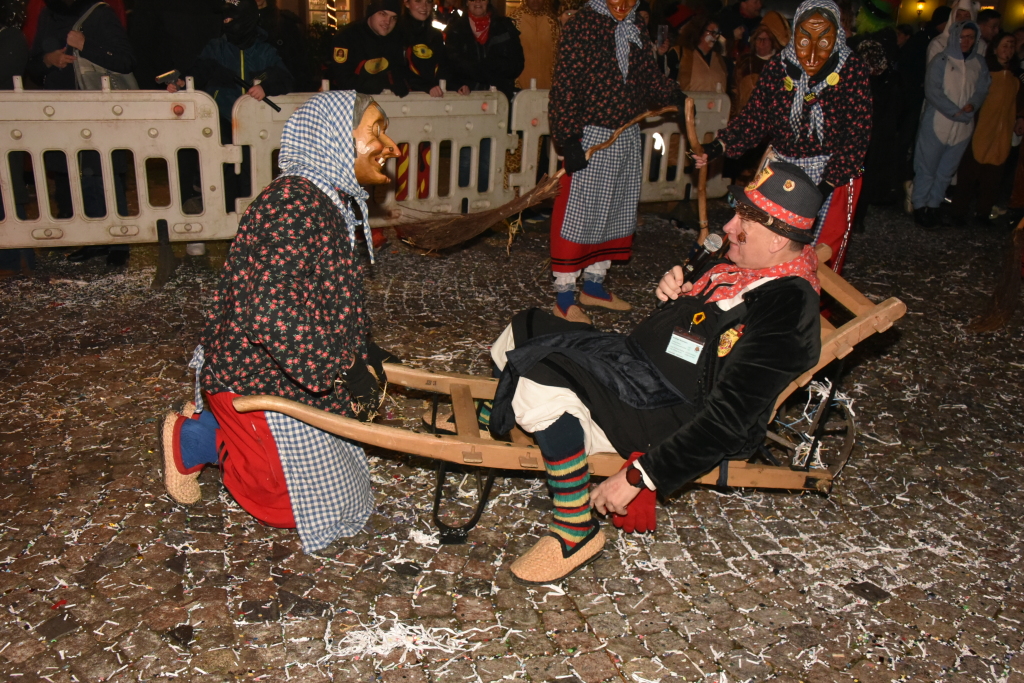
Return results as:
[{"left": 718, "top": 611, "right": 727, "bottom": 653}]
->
[{"left": 626, "top": 463, "right": 647, "bottom": 489}]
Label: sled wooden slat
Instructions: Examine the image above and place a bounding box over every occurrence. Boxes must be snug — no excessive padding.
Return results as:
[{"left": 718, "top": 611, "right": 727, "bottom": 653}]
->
[{"left": 384, "top": 364, "right": 498, "bottom": 399}]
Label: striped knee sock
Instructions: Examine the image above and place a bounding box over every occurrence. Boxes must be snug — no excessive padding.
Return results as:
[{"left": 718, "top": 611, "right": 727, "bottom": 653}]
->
[{"left": 533, "top": 413, "right": 597, "bottom": 554}]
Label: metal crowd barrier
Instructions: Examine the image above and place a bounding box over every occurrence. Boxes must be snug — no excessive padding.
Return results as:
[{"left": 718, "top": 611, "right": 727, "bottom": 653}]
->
[{"left": 0, "top": 80, "right": 729, "bottom": 251}]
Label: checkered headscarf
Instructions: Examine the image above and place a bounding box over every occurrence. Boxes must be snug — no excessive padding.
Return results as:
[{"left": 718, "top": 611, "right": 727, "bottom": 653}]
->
[
  {"left": 781, "top": 0, "right": 852, "bottom": 143},
  {"left": 278, "top": 91, "right": 375, "bottom": 262},
  {"left": 587, "top": 0, "right": 644, "bottom": 81}
]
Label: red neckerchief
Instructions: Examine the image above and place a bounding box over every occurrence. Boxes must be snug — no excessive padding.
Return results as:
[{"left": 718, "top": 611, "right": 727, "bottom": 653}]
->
[
  {"left": 686, "top": 245, "right": 820, "bottom": 303},
  {"left": 469, "top": 14, "right": 491, "bottom": 44}
]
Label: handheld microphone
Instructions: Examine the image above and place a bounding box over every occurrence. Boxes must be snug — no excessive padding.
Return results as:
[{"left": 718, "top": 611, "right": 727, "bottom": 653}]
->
[
  {"left": 682, "top": 233, "right": 724, "bottom": 280},
  {"left": 656, "top": 233, "right": 727, "bottom": 309}
]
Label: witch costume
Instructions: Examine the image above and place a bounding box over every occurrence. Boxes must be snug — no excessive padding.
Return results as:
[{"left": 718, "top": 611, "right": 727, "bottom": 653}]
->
[
  {"left": 706, "top": 0, "right": 871, "bottom": 274},
  {"left": 159, "top": 92, "right": 382, "bottom": 554},
  {"left": 547, "top": 0, "right": 684, "bottom": 322}
]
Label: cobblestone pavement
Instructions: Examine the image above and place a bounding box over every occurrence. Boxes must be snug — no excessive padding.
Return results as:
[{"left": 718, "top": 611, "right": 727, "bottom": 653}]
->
[{"left": 1, "top": 201, "right": 1022, "bottom": 683}]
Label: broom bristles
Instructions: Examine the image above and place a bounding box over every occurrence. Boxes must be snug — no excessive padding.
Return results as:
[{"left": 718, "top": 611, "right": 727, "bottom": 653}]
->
[
  {"left": 967, "top": 220, "right": 1024, "bottom": 333},
  {"left": 398, "top": 172, "right": 563, "bottom": 251}
]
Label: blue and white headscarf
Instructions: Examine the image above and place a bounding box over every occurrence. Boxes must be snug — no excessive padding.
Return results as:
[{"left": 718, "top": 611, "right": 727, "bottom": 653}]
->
[
  {"left": 277, "top": 91, "right": 376, "bottom": 262},
  {"left": 587, "top": 0, "right": 644, "bottom": 81},
  {"left": 781, "top": 0, "right": 852, "bottom": 143}
]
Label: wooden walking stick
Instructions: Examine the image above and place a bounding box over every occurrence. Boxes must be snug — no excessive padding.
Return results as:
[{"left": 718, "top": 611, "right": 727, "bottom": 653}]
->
[
  {"left": 967, "top": 217, "right": 1024, "bottom": 332},
  {"left": 684, "top": 97, "right": 709, "bottom": 245},
  {"left": 399, "top": 106, "right": 678, "bottom": 252}
]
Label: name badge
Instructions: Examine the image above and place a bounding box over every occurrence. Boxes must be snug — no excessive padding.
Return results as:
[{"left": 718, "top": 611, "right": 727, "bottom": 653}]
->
[{"left": 666, "top": 326, "right": 704, "bottom": 364}]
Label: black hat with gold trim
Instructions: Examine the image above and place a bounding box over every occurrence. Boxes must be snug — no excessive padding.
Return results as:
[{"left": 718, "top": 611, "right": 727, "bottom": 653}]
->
[{"left": 728, "top": 160, "right": 823, "bottom": 244}]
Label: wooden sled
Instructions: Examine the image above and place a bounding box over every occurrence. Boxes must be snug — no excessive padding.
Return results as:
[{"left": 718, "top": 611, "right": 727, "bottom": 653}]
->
[{"left": 233, "top": 244, "right": 906, "bottom": 541}]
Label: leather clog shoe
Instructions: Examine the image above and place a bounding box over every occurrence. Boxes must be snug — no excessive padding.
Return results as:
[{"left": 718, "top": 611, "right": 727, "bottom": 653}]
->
[
  {"left": 579, "top": 291, "right": 631, "bottom": 311},
  {"left": 510, "top": 529, "right": 606, "bottom": 585},
  {"left": 159, "top": 402, "right": 201, "bottom": 505},
  {"left": 552, "top": 303, "right": 591, "bottom": 325}
]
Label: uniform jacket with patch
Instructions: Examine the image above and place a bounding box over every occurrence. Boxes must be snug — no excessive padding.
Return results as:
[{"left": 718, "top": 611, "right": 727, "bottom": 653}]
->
[
  {"left": 397, "top": 15, "right": 447, "bottom": 93},
  {"left": 444, "top": 12, "right": 524, "bottom": 101},
  {"left": 329, "top": 20, "right": 409, "bottom": 96}
]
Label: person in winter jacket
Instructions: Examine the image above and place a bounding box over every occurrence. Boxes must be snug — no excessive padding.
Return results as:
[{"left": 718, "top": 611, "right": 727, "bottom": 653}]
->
[
  {"left": 444, "top": 0, "right": 524, "bottom": 101},
  {"left": 912, "top": 21, "right": 990, "bottom": 227},
  {"left": 26, "top": 0, "right": 136, "bottom": 266},
  {"left": 397, "top": 0, "right": 446, "bottom": 95},
  {"left": 168, "top": 0, "right": 293, "bottom": 212},
  {"left": 329, "top": 0, "right": 409, "bottom": 96}
]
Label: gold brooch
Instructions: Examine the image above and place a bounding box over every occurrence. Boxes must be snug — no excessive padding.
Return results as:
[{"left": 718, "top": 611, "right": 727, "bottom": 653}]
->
[
  {"left": 783, "top": 76, "right": 794, "bottom": 91},
  {"left": 826, "top": 72, "right": 840, "bottom": 86}
]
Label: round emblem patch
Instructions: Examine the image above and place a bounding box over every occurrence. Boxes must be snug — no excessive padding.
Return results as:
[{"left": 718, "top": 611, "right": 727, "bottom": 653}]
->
[
  {"left": 412, "top": 44, "right": 433, "bottom": 59},
  {"left": 333, "top": 47, "right": 348, "bottom": 63},
  {"left": 783, "top": 179, "right": 796, "bottom": 192},
  {"left": 364, "top": 57, "right": 389, "bottom": 74},
  {"left": 826, "top": 72, "right": 840, "bottom": 86}
]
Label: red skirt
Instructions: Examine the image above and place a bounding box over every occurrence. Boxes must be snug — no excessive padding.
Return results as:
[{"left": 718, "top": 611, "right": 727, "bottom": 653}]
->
[
  {"left": 550, "top": 174, "right": 634, "bottom": 273},
  {"left": 205, "top": 392, "right": 296, "bottom": 529},
  {"left": 817, "top": 177, "right": 862, "bottom": 275}
]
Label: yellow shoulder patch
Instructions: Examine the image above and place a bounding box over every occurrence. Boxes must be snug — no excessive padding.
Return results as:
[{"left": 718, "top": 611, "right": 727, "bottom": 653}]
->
[
  {"left": 364, "top": 57, "right": 389, "bottom": 74},
  {"left": 412, "top": 43, "right": 433, "bottom": 59},
  {"left": 333, "top": 47, "right": 348, "bottom": 63}
]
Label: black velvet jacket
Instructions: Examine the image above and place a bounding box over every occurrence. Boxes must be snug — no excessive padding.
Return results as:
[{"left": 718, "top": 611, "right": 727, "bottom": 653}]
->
[{"left": 641, "top": 276, "right": 821, "bottom": 493}]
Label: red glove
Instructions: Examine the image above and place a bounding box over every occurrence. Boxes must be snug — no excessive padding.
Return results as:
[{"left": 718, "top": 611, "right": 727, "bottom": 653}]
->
[{"left": 611, "top": 452, "right": 657, "bottom": 534}]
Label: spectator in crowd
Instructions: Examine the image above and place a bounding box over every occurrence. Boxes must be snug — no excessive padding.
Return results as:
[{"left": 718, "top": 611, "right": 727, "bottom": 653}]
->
[
  {"left": 895, "top": 6, "right": 948, "bottom": 207},
  {"left": 398, "top": 0, "right": 447, "bottom": 95},
  {"left": 329, "top": 0, "right": 408, "bottom": 96},
  {"left": 733, "top": 11, "right": 788, "bottom": 113},
  {"left": 510, "top": 0, "right": 558, "bottom": 90},
  {"left": 852, "top": 39, "right": 903, "bottom": 227},
  {"left": 912, "top": 21, "right": 989, "bottom": 228},
  {"left": 927, "top": 0, "right": 977, "bottom": 63},
  {"left": 974, "top": 7, "right": 1000, "bottom": 56},
  {"left": 896, "top": 23, "right": 912, "bottom": 48},
  {"left": 21, "top": 0, "right": 125, "bottom": 46},
  {"left": 445, "top": 0, "right": 524, "bottom": 101},
  {"left": 26, "top": 0, "right": 136, "bottom": 266},
  {"left": 129, "top": 0, "right": 224, "bottom": 90},
  {"left": 696, "top": 0, "right": 871, "bottom": 275},
  {"left": 676, "top": 18, "right": 727, "bottom": 93},
  {"left": 1014, "top": 27, "right": 1024, "bottom": 66},
  {"left": 168, "top": 0, "right": 293, "bottom": 214},
  {"left": 654, "top": 4, "right": 695, "bottom": 80},
  {"left": 715, "top": 0, "right": 762, "bottom": 59},
  {"left": 0, "top": 22, "right": 36, "bottom": 277},
  {"left": 950, "top": 32, "right": 1023, "bottom": 226},
  {"left": 257, "top": 0, "right": 315, "bottom": 91}
]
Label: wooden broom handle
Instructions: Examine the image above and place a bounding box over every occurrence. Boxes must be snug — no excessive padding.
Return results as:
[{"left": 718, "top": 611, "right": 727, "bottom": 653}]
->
[
  {"left": 585, "top": 105, "right": 679, "bottom": 160},
  {"left": 684, "top": 97, "right": 709, "bottom": 241}
]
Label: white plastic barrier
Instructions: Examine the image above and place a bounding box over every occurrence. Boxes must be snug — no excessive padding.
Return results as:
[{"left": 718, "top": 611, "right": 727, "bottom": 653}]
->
[
  {"left": 507, "top": 89, "right": 731, "bottom": 201},
  {"left": 233, "top": 85, "right": 517, "bottom": 227},
  {"left": 0, "top": 77, "right": 242, "bottom": 249},
  {"left": 0, "top": 84, "right": 728, "bottom": 251}
]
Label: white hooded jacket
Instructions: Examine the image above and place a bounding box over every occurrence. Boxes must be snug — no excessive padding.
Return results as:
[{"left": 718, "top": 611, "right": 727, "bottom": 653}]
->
[
  {"left": 922, "top": 21, "right": 991, "bottom": 146},
  {"left": 926, "top": 0, "right": 981, "bottom": 63}
]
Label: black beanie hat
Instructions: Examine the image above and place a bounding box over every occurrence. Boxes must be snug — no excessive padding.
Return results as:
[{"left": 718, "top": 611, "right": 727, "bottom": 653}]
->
[
  {"left": 224, "top": 0, "right": 260, "bottom": 49},
  {"left": 367, "top": 0, "right": 401, "bottom": 16}
]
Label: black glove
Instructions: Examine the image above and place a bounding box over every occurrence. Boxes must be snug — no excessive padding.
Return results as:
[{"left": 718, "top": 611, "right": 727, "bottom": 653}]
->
[
  {"left": 817, "top": 179, "right": 835, "bottom": 199},
  {"left": 703, "top": 138, "right": 725, "bottom": 163},
  {"left": 366, "top": 340, "right": 402, "bottom": 383},
  {"left": 562, "top": 140, "right": 589, "bottom": 175},
  {"left": 340, "top": 358, "right": 380, "bottom": 421}
]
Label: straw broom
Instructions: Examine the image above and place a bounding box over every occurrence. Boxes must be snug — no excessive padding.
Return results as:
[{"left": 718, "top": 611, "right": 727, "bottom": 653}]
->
[
  {"left": 399, "top": 106, "right": 679, "bottom": 252},
  {"left": 967, "top": 218, "right": 1024, "bottom": 332},
  {"left": 683, "top": 97, "right": 710, "bottom": 245}
]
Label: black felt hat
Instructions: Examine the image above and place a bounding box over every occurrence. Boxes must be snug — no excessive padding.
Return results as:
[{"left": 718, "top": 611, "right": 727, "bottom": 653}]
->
[{"left": 728, "top": 160, "right": 823, "bottom": 243}]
